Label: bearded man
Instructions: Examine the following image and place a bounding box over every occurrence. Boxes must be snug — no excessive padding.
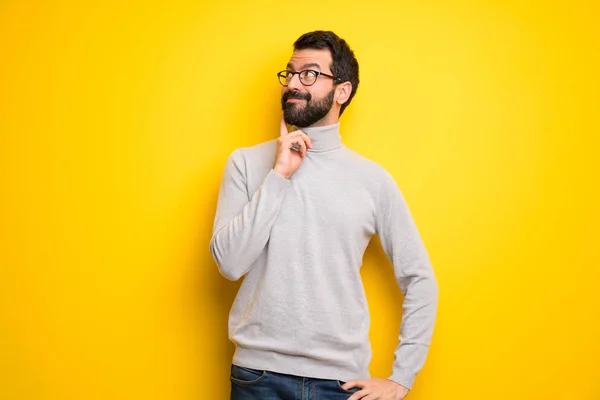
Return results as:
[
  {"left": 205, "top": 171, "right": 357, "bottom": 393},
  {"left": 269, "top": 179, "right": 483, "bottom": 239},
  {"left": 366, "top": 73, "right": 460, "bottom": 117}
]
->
[{"left": 210, "top": 30, "right": 439, "bottom": 400}]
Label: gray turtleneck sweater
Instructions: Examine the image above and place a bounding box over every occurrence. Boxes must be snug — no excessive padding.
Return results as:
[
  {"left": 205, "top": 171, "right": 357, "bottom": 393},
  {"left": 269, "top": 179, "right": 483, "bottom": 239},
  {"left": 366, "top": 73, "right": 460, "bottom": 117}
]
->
[{"left": 209, "top": 122, "right": 438, "bottom": 389}]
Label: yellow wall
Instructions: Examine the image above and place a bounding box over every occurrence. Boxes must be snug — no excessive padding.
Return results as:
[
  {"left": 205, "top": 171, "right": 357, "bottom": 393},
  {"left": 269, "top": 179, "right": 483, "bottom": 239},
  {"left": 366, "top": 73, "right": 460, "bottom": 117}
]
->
[{"left": 1, "top": 1, "right": 598, "bottom": 399}]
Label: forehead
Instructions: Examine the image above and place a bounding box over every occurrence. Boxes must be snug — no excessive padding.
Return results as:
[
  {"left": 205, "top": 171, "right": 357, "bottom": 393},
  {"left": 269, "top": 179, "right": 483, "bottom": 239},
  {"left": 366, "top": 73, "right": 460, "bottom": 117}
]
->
[{"left": 287, "top": 48, "right": 333, "bottom": 71}]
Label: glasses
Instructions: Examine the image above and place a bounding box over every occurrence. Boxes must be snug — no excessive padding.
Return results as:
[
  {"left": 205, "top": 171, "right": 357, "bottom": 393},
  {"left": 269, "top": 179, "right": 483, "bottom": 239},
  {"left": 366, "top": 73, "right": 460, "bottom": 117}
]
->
[{"left": 277, "top": 69, "right": 342, "bottom": 87}]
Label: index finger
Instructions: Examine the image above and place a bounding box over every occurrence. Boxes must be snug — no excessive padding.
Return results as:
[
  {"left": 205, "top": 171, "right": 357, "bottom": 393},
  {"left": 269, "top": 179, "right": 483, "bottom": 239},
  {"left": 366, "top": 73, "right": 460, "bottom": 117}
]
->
[
  {"left": 341, "top": 380, "right": 365, "bottom": 390},
  {"left": 280, "top": 115, "right": 288, "bottom": 137}
]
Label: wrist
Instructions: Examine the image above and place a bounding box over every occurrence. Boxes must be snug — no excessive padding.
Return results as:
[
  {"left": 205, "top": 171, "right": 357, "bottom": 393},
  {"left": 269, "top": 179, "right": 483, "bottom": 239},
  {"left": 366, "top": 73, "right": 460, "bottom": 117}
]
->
[{"left": 272, "top": 166, "right": 290, "bottom": 180}]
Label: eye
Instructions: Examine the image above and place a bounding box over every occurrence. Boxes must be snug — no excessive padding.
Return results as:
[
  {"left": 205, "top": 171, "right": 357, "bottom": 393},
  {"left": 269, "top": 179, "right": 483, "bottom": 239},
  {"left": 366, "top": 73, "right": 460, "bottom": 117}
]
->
[{"left": 301, "top": 70, "right": 318, "bottom": 79}]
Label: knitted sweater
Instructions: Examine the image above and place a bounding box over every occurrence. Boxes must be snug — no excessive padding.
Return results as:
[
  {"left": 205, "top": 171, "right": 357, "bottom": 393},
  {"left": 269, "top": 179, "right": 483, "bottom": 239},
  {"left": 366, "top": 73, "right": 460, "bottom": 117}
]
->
[{"left": 209, "top": 122, "right": 438, "bottom": 389}]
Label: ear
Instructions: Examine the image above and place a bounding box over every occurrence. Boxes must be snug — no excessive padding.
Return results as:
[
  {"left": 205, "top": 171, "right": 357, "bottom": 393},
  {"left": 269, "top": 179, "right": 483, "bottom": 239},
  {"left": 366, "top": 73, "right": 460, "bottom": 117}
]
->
[{"left": 335, "top": 82, "right": 353, "bottom": 105}]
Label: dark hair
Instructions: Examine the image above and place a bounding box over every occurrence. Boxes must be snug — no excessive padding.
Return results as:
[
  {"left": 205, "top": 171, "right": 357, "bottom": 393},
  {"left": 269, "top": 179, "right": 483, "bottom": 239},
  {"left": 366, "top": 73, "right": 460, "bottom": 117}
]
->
[{"left": 293, "top": 30, "right": 359, "bottom": 116}]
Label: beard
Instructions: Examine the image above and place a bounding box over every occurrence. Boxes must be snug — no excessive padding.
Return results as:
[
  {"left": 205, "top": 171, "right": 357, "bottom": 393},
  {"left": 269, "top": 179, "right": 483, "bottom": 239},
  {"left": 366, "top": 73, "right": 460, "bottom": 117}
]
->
[{"left": 281, "top": 89, "right": 335, "bottom": 128}]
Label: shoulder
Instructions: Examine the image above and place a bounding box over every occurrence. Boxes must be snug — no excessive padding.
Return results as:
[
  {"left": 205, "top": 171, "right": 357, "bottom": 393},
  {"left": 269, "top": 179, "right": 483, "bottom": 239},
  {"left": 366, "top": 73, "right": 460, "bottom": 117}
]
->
[
  {"left": 339, "top": 147, "right": 406, "bottom": 210},
  {"left": 227, "top": 139, "right": 277, "bottom": 167},
  {"left": 340, "top": 146, "right": 397, "bottom": 186},
  {"left": 231, "top": 139, "right": 277, "bottom": 163}
]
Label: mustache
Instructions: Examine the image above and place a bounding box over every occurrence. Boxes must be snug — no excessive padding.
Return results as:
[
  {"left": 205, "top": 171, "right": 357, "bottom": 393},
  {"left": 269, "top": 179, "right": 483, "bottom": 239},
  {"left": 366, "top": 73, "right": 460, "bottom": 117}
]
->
[{"left": 282, "top": 91, "right": 312, "bottom": 102}]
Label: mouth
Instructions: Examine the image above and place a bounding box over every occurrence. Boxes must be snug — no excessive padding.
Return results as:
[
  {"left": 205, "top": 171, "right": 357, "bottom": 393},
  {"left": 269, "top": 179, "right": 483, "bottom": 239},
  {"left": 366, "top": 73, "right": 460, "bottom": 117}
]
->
[{"left": 286, "top": 98, "right": 305, "bottom": 103}]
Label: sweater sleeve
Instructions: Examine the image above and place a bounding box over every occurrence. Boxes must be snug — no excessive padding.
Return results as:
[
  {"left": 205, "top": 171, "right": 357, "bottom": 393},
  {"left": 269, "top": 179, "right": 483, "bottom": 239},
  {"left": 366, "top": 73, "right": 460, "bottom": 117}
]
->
[
  {"left": 209, "top": 149, "right": 291, "bottom": 281},
  {"left": 375, "top": 170, "right": 439, "bottom": 389}
]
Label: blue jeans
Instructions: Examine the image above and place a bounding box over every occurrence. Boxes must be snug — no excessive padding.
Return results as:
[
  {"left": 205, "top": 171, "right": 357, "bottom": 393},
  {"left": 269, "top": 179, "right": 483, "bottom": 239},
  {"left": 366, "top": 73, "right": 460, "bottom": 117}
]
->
[{"left": 230, "top": 365, "right": 361, "bottom": 400}]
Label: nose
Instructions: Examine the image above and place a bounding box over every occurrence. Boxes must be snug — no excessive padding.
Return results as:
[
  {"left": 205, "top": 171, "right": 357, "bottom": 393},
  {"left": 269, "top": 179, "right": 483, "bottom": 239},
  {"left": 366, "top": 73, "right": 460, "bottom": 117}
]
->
[{"left": 286, "top": 72, "right": 303, "bottom": 91}]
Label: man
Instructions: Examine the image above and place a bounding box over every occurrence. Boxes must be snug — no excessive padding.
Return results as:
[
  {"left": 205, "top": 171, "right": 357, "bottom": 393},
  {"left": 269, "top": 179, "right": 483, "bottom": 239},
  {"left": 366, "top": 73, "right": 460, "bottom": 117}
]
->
[{"left": 210, "top": 30, "right": 438, "bottom": 400}]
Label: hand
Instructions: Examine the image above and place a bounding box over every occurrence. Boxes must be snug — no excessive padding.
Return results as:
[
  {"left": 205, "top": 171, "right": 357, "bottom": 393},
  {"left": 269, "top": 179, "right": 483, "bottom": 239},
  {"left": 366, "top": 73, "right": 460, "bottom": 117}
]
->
[
  {"left": 343, "top": 378, "right": 410, "bottom": 400},
  {"left": 273, "top": 115, "right": 312, "bottom": 179}
]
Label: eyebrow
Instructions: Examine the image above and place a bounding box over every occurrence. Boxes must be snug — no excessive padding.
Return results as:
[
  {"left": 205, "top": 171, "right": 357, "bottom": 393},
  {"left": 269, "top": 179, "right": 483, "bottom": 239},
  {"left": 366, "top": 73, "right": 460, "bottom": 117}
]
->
[{"left": 286, "top": 62, "right": 321, "bottom": 71}]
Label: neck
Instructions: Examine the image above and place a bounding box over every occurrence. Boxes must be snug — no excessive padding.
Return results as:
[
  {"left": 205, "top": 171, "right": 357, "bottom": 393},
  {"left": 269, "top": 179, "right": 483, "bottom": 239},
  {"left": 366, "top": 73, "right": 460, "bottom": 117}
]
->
[{"left": 295, "top": 122, "right": 342, "bottom": 152}]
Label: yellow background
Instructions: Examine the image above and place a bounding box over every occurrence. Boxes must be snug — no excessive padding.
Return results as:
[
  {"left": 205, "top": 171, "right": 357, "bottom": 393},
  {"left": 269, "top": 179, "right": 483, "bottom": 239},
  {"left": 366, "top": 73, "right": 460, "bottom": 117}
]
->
[{"left": 1, "top": 0, "right": 598, "bottom": 399}]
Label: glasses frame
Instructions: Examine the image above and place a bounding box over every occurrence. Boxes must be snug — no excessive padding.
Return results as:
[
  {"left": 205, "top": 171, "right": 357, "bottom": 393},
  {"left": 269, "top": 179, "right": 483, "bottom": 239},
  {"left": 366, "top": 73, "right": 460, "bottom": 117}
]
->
[{"left": 277, "top": 69, "right": 342, "bottom": 87}]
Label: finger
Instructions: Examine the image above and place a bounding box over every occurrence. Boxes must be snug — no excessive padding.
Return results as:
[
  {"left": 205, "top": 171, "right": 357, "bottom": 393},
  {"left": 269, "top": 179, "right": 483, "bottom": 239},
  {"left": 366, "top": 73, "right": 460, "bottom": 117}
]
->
[
  {"left": 280, "top": 115, "right": 288, "bottom": 137},
  {"left": 287, "top": 130, "right": 312, "bottom": 151},
  {"left": 302, "top": 132, "right": 313, "bottom": 149},
  {"left": 359, "top": 394, "right": 376, "bottom": 400},
  {"left": 282, "top": 137, "right": 300, "bottom": 153},
  {"left": 289, "top": 136, "right": 307, "bottom": 156},
  {"left": 293, "top": 132, "right": 308, "bottom": 155},
  {"left": 347, "top": 389, "right": 371, "bottom": 400},
  {"left": 342, "top": 380, "right": 366, "bottom": 390},
  {"left": 296, "top": 135, "right": 307, "bottom": 156}
]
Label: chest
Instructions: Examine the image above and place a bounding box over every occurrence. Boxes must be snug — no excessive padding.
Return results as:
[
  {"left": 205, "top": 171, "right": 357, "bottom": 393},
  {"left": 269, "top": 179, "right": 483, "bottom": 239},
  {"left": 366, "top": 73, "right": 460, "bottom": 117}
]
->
[{"left": 276, "top": 163, "right": 377, "bottom": 238}]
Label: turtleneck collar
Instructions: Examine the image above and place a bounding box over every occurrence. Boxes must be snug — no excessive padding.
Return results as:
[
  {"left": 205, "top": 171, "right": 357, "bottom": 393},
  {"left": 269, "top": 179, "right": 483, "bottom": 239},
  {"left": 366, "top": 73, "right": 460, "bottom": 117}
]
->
[{"left": 296, "top": 122, "right": 343, "bottom": 153}]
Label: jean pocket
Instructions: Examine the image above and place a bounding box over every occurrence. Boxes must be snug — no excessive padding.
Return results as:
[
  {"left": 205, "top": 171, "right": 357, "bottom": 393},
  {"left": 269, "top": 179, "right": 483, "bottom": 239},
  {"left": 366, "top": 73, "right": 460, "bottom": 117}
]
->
[
  {"left": 336, "top": 380, "right": 359, "bottom": 393},
  {"left": 230, "top": 365, "right": 267, "bottom": 386}
]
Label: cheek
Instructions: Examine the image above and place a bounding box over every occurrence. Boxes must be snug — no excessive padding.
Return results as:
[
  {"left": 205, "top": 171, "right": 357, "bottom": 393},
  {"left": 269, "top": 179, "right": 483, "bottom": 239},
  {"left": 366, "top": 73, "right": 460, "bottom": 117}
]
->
[
  {"left": 304, "top": 89, "right": 318, "bottom": 101},
  {"left": 308, "top": 84, "right": 330, "bottom": 99}
]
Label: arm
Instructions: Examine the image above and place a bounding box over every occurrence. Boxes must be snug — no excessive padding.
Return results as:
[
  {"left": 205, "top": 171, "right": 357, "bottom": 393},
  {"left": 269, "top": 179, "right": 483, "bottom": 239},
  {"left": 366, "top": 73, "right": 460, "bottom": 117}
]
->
[
  {"left": 376, "top": 170, "right": 439, "bottom": 390},
  {"left": 210, "top": 116, "right": 313, "bottom": 280},
  {"left": 209, "top": 149, "right": 291, "bottom": 281}
]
